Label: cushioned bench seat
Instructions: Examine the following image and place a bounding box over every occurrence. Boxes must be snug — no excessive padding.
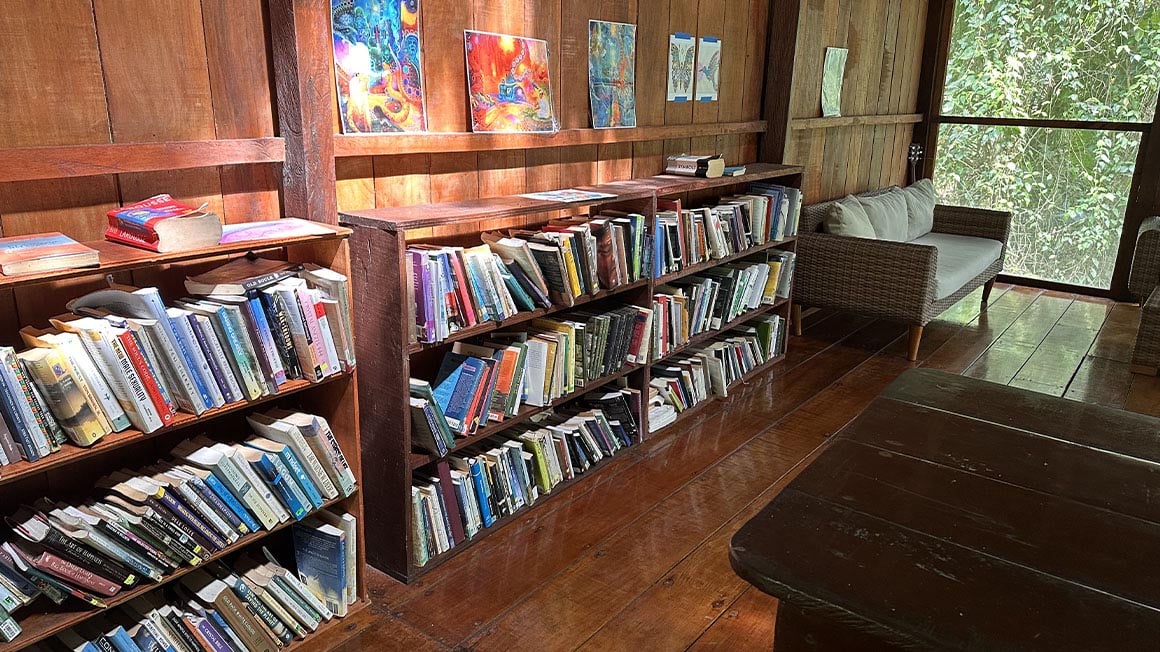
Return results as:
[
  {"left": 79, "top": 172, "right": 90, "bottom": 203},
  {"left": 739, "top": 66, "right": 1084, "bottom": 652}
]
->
[{"left": 910, "top": 232, "right": 1004, "bottom": 300}]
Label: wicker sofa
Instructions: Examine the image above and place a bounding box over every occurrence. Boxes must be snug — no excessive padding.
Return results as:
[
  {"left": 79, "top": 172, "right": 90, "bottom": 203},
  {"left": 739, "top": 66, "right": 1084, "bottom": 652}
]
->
[{"left": 793, "top": 185, "right": 1012, "bottom": 360}]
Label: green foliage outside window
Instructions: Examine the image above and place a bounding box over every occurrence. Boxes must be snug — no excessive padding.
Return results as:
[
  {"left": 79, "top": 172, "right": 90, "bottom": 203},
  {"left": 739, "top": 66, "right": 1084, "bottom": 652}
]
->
[{"left": 934, "top": 0, "right": 1160, "bottom": 288}]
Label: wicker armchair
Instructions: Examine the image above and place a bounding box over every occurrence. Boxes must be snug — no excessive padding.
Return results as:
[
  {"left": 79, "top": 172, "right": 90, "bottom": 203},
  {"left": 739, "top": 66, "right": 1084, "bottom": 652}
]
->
[
  {"left": 794, "top": 197, "right": 1012, "bottom": 361},
  {"left": 1128, "top": 217, "right": 1160, "bottom": 374}
]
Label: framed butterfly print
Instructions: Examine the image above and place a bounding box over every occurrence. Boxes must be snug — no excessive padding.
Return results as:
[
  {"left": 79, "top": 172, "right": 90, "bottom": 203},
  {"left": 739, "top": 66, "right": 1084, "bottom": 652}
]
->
[
  {"left": 667, "top": 32, "right": 695, "bottom": 102},
  {"left": 694, "top": 36, "right": 720, "bottom": 102}
]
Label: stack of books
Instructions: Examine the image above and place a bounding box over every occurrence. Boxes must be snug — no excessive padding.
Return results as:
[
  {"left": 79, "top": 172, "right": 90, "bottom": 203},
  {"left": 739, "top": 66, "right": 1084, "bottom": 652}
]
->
[
  {"left": 0, "top": 259, "right": 354, "bottom": 470},
  {"left": 23, "top": 544, "right": 353, "bottom": 650},
  {"left": 650, "top": 184, "right": 802, "bottom": 278},
  {"left": 651, "top": 261, "right": 776, "bottom": 361},
  {"left": 411, "top": 395, "right": 639, "bottom": 566},
  {"left": 647, "top": 314, "right": 786, "bottom": 433},
  {"left": 0, "top": 411, "right": 356, "bottom": 643},
  {"left": 410, "top": 214, "right": 650, "bottom": 344},
  {"left": 410, "top": 305, "right": 651, "bottom": 455}
]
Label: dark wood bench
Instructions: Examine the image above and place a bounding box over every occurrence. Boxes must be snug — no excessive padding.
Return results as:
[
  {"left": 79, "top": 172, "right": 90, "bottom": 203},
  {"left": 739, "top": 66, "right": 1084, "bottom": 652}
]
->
[{"left": 730, "top": 368, "right": 1160, "bottom": 650}]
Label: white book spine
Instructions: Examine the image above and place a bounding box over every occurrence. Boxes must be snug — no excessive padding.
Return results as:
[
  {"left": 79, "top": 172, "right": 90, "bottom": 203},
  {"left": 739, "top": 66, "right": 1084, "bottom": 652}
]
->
[
  {"left": 227, "top": 446, "right": 291, "bottom": 523},
  {"left": 57, "top": 333, "right": 130, "bottom": 431},
  {"left": 101, "top": 329, "right": 166, "bottom": 432},
  {"left": 248, "top": 417, "right": 339, "bottom": 500},
  {"left": 308, "top": 290, "right": 341, "bottom": 377}
]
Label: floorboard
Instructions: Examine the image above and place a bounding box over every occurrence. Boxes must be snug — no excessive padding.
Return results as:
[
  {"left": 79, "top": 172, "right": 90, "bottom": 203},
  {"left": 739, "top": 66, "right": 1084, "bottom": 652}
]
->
[{"left": 335, "top": 286, "right": 1157, "bottom": 652}]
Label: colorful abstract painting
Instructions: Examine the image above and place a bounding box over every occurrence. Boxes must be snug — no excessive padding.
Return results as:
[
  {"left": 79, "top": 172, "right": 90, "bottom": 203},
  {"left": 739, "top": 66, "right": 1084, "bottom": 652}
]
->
[
  {"left": 694, "top": 36, "right": 721, "bottom": 102},
  {"left": 588, "top": 20, "right": 637, "bottom": 129},
  {"left": 465, "top": 30, "right": 556, "bottom": 133},
  {"left": 667, "top": 33, "right": 695, "bottom": 102},
  {"left": 331, "top": 0, "right": 427, "bottom": 133}
]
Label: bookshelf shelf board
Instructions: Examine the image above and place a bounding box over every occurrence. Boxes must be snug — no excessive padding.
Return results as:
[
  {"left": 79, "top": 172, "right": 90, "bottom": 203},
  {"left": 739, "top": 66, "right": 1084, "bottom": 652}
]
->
[
  {"left": 283, "top": 599, "right": 371, "bottom": 651},
  {"left": 647, "top": 353, "right": 787, "bottom": 440},
  {"left": 651, "top": 298, "right": 789, "bottom": 367},
  {"left": 656, "top": 237, "right": 797, "bottom": 286},
  {"left": 0, "top": 138, "right": 287, "bottom": 183},
  {"left": 409, "top": 363, "right": 640, "bottom": 469},
  {"left": 0, "top": 225, "right": 352, "bottom": 291},
  {"left": 0, "top": 492, "right": 358, "bottom": 651},
  {"left": 407, "top": 447, "right": 636, "bottom": 579},
  {"left": 0, "top": 372, "right": 352, "bottom": 487},
  {"left": 332, "top": 121, "right": 767, "bottom": 157},
  {"left": 406, "top": 278, "right": 650, "bottom": 354},
  {"left": 645, "top": 163, "right": 803, "bottom": 196},
  {"left": 340, "top": 186, "right": 654, "bottom": 233}
]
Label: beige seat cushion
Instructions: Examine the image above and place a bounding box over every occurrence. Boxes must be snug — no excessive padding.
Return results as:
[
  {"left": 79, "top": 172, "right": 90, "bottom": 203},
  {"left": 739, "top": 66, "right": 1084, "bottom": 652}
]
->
[
  {"left": 902, "top": 179, "right": 937, "bottom": 240},
  {"left": 823, "top": 196, "right": 876, "bottom": 239},
  {"left": 857, "top": 190, "right": 909, "bottom": 241},
  {"left": 911, "top": 232, "right": 1003, "bottom": 299}
]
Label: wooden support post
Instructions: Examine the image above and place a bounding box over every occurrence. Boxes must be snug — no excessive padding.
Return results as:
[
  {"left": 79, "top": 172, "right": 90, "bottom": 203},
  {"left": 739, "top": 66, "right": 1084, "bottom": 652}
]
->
[
  {"left": 760, "top": 0, "right": 802, "bottom": 163},
  {"left": 269, "top": 0, "right": 338, "bottom": 224},
  {"left": 792, "top": 303, "right": 803, "bottom": 336}
]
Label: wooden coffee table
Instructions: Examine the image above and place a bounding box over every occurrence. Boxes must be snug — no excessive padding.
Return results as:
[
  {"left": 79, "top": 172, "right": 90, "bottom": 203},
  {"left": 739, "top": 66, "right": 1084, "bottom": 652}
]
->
[{"left": 730, "top": 368, "right": 1160, "bottom": 651}]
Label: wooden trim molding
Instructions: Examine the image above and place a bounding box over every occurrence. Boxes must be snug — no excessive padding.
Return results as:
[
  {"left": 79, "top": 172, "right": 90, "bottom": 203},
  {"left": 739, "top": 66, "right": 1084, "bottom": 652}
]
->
[
  {"left": 790, "top": 114, "right": 924, "bottom": 130},
  {"left": 0, "top": 138, "right": 285, "bottom": 183},
  {"left": 937, "top": 115, "right": 1151, "bottom": 132},
  {"left": 332, "top": 121, "right": 768, "bottom": 157}
]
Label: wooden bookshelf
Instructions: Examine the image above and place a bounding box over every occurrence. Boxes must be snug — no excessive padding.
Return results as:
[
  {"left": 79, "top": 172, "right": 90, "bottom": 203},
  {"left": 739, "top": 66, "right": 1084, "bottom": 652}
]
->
[
  {"left": 342, "top": 166, "right": 801, "bottom": 582},
  {"left": 0, "top": 231, "right": 369, "bottom": 651}
]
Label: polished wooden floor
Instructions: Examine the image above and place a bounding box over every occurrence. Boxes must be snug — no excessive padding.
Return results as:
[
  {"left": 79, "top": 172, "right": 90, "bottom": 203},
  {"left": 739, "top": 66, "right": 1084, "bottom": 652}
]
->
[{"left": 332, "top": 283, "right": 1159, "bottom": 651}]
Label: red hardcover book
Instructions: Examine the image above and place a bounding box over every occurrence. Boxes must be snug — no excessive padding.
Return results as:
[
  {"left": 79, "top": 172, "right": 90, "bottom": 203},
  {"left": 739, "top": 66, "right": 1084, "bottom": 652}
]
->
[
  {"left": 448, "top": 250, "right": 479, "bottom": 328},
  {"left": 115, "top": 330, "right": 177, "bottom": 425},
  {"left": 464, "top": 357, "right": 496, "bottom": 435},
  {"left": 25, "top": 546, "right": 121, "bottom": 597}
]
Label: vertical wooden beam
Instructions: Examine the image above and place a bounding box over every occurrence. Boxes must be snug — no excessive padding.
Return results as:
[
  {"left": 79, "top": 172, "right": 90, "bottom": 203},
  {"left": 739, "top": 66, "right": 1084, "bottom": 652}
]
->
[
  {"left": 760, "top": 0, "right": 802, "bottom": 162},
  {"left": 269, "top": 0, "right": 338, "bottom": 224},
  {"left": 1110, "top": 90, "right": 1160, "bottom": 300},
  {"left": 913, "top": 0, "right": 955, "bottom": 180}
]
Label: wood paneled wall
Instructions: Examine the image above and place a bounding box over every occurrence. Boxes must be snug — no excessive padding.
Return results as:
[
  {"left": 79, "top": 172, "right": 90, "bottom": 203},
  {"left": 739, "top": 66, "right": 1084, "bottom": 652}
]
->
[
  {"left": 783, "top": 0, "right": 928, "bottom": 203},
  {"left": 333, "top": 0, "right": 772, "bottom": 213},
  {"left": 0, "top": 0, "right": 280, "bottom": 338},
  {"left": 0, "top": 0, "right": 280, "bottom": 242}
]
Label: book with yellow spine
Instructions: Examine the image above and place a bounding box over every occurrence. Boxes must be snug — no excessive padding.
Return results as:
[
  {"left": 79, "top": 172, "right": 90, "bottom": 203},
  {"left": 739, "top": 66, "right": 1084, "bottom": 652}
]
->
[{"left": 16, "top": 347, "right": 107, "bottom": 446}]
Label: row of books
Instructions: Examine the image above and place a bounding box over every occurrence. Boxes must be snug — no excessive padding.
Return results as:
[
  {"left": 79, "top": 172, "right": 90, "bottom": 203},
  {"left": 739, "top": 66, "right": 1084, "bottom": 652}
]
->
[
  {"left": 10, "top": 541, "right": 353, "bottom": 651},
  {"left": 0, "top": 409, "right": 356, "bottom": 642},
  {"left": 410, "top": 212, "right": 651, "bottom": 344},
  {"left": 409, "top": 307, "right": 650, "bottom": 456},
  {"left": 648, "top": 315, "right": 787, "bottom": 433},
  {"left": 412, "top": 393, "right": 639, "bottom": 566},
  {"left": 651, "top": 185, "right": 800, "bottom": 278},
  {"left": 0, "top": 258, "right": 354, "bottom": 468},
  {"left": 651, "top": 251, "right": 794, "bottom": 361}
]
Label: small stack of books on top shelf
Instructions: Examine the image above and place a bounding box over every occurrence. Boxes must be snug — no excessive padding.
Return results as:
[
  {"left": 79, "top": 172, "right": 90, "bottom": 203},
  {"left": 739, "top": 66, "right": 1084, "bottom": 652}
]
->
[
  {"left": 647, "top": 314, "right": 787, "bottom": 433},
  {"left": 412, "top": 392, "right": 639, "bottom": 567},
  {"left": 0, "top": 258, "right": 354, "bottom": 471},
  {"left": 651, "top": 184, "right": 801, "bottom": 278},
  {"left": 410, "top": 304, "right": 648, "bottom": 457},
  {"left": 410, "top": 213, "right": 650, "bottom": 344},
  {"left": 0, "top": 409, "right": 357, "bottom": 644}
]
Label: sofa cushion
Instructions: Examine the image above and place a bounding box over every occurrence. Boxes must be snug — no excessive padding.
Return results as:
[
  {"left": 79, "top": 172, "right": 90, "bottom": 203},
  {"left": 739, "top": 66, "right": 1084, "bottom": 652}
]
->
[
  {"left": 902, "top": 179, "right": 937, "bottom": 240},
  {"left": 824, "top": 196, "right": 876, "bottom": 239},
  {"left": 911, "top": 232, "right": 1003, "bottom": 300},
  {"left": 857, "top": 189, "right": 909, "bottom": 241}
]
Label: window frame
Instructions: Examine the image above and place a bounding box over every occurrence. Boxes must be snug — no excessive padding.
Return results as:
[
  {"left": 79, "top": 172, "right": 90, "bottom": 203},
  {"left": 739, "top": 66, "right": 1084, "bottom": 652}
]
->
[{"left": 915, "top": 0, "right": 1160, "bottom": 299}]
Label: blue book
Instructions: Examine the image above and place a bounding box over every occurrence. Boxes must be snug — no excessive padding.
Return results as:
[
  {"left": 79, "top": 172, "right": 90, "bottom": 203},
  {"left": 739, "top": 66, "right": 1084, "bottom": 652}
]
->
[
  {"left": 246, "top": 437, "right": 325, "bottom": 510},
  {"left": 243, "top": 449, "right": 309, "bottom": 521},
  {"left": 652, "top": 217, "right": 665, "bottom": 278},
  {"left": 195, "top": 468, "right": 262, "bottom": 534},
  {"left": 494, "top": 260, "right": 536, "bottom": 311},
  {"left": 105, "top": 625, "right": 145, "bottom": 652},
  {"left": 190, "top": 613, "right": 233, "bottom": 652},
  {"left": 291, "top": 518, "right": 348, "bottom": 616},
  {"left": 0, "top": 362, "right": 37, "bottom": 462},
  {"left": 205, "top": 609, "right": 247, "bottom": 652},
  {"left": 467, "top": 459, "right": 495, "bottom": 527},
  {"left": 55, "top": 630, "right": 101, "bottom": 652},
  {"left": 185, "top": 313, "right": 236, "bottom": 404},
  {"left": 133, "top": 287, "right": 213, "bottom": 412},
  {"left": 439, "top": 357, "right": 486, "bottom": 437},
  {"left": 129, "top": 624, "right": 171, "bottom": 652}
]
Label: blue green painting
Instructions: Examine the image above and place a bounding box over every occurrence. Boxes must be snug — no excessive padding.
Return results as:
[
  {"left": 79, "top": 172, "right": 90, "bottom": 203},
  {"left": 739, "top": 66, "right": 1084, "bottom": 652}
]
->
[{"left": 588, "top": 20, "right": 637, "bottom": 129}]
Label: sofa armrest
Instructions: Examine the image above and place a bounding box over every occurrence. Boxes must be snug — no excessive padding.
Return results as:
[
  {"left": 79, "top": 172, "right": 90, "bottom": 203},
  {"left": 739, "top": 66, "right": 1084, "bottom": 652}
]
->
[
  {"left": 932, "top": 205, "right": 1012, "bottom": 244},
  {"left": 795, "top": 233, "right": 938, "bottom": 324},
  {"left": 1129, "top": 216, "right": 1160, "bottom": 300}
]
